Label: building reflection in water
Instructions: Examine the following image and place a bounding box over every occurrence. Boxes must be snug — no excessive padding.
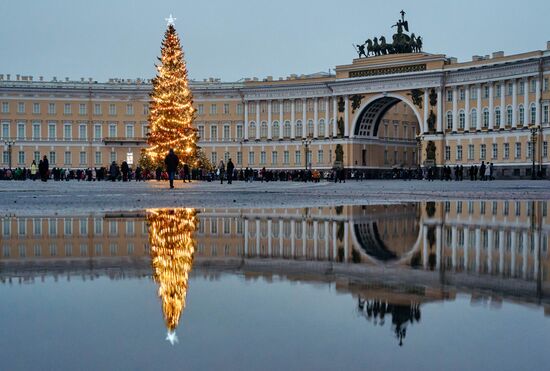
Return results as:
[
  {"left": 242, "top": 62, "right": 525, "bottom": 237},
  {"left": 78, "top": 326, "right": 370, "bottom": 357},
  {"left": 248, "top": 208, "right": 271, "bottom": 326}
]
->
[
  {"left": 146, "top": 208, "right": 198, "bottom": 345},
  {"left": 1, "top": 201, "right": 549, "bottom": 345}
]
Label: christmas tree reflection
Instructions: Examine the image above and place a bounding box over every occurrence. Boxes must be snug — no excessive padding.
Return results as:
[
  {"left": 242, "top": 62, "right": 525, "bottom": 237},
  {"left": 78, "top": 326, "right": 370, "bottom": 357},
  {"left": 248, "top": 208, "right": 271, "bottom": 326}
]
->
[{"left": 146, "top": 208, "right": 198, "bottom": 345}]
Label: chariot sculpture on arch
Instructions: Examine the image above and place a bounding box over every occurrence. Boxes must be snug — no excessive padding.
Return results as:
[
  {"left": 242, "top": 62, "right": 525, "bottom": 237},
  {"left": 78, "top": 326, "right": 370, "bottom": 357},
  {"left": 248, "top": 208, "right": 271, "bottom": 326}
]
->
[{"left": 355, "top": 10, "right": 423, "bottom": 58}]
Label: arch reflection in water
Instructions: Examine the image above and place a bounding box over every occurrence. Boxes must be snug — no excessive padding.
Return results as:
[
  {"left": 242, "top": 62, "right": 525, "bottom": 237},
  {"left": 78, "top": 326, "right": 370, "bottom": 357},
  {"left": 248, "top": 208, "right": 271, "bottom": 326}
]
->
[{"left": 146, "top": 208, "right": 198, "bottom": 345}]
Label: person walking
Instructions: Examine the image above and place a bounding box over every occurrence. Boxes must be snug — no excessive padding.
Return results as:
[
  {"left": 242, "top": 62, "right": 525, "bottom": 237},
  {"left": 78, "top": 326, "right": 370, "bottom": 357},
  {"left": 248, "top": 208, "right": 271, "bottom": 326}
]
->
[
  {"left": 121, "top": 161, "right": 129, "bottom": 182},
  {"left": 30, "top": 160, "right": 37, "bottom": 181},
  {"left": 164, "top": 148, "right": 179, "bottom": 189},
  {"left": 218, "top": 160, "right": 225, "bottom": 184},
  {"left": 183, "top": 163, "right": 191, "bottom": 183},
  {"left": 109, "top": 161, "right": 118, "bottom": 182},
  {"left": 226, "top": 158, "right": 235, "bottom": 184}
]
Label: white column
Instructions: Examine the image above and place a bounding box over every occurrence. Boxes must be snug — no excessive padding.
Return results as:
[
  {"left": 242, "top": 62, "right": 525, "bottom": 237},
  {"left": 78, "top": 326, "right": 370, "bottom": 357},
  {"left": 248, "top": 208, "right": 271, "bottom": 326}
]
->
[
  {"left": 476, "top": 85, "right": 482, "bottom": 130},
  {"left": 290, "top": 220, "right": 296, "bottom": 257},
  {"left": 423, "top": 88, "right": 429, "bottom": 133},
  {"left": 488, "top": 83, "right": 494, "bottom": 130},
  {"left": 487, "top": 229, "right": 494, "bottom": 274},
  {"left": 279, "top": 220, "right": 283, "bottom": 257},
  {"left": 522, "top": 231, "right": 528, "bottom": 279},
  {"left": 523, "top": 78, "right": 529, "bottom": 127},
  {"left": 451, "top": 226, "right": 458, "bottom": 269},
  {"left": 302, "top": 100, "right": 307, "bottom": 139},
  {"left": 510, "top": 230, "right": 517, "bottom": 277},
  {"left": 451, "top": 226, "right": 457, "bottom": 270},
  {"left": 255, "top": 219, "right": 260, "bottom": 256},
  {"left": 422, "top": 225, "right": 428, "bottom": 269},
  {"left": 436, "top": 225, "right": 442, "bottom": 270},
  {"left": 344, "top": 221, "right": 349, "bottom": 262},
  {"left": 452, "top": 87, "right": 458, "bottom": 132},
  {"left": 332, "top": 98, "right": 338, "bottom": 137},
  {"left": 436, "top": 88, "right": 443, "bottom": 132},
  {"left": 256, "top": 101, "right": 260, "bottom": 140},
  {"left": 325, "top": 98, "right": 330, "bottom": 138},
  {"left": 498, "top": 230, "right": 504, "bottom": 274},
  {"left": 313, "top": 98, "right": 319, "bottom": 139},
  {"left": 464, "top": 227, "right": 469, "bottom": 271},
  {"left": 302, "top": 220, "right": 307, "bottom": 257},
  {"left": 291, "top": 100, "right": 296, "bottom": 139},
  {"left": 475, "top": 228, "right": 481, "bottom": 273},
  {"left": 534, "top": 230, "right": 540, "bottom": 278},
  {"left": 244, "top": 219, "right": 249, "bottom": 256},
  {"left": 279, "top": 100, "right": 283, "bottom": 137},
  {"left": 324, "top": 221, "right": 329, "bottom": 260},
  {"left": 244, "top": 102, "right": 249, "bottom": 140},
  {"left": 332, "top": 221, "right": 337, "bottom": 261},
  {"left": 344, "top": 96, "right": 350, "bottom": 137},
  {"left": 313, "top": 221, "right": 319, "bottom": 259},
  {"left": 464, "top": 85, "right": 470, "bottom": 131},
  {"left": 536, "top": 78, "right": 541, "bottom": 125},
  {"left": 267, "top": 219, "right": 272, "bottom": 256},
  {"left": 512, "top": 79, "right": 518, "bottom": 128},
  {"left": 500, "top": 82, "right": 506, "bottom": 129},
  {"left": 267, "top": 100, "right": 272, "bottom": 140}
]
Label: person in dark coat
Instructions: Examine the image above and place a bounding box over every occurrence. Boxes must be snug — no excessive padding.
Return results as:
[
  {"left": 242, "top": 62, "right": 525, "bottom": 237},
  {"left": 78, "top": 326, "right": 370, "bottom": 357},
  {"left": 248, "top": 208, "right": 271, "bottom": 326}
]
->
[
  {"left": 164, "top": 148, "right": 179, "bottom": 189},
  {"left": 182, "top": 163, "right": 191, "bottom": 183},
  {"left": 226, "top": 158, "right": 235, "bottom": 184},
  {"left": 39, "top": 155, "right": 49, "bottom": 182},
  {"left": 121, "top": 161, "right": 129, "bottom": 181},
  {"left": 109, "top": 161, "right": 118, "bottom": 181}
]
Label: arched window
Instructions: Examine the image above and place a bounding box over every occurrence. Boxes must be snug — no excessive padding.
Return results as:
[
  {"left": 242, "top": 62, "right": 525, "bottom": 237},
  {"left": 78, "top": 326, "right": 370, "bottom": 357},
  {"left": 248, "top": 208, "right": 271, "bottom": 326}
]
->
[
  {"left": 530, "top": 103, "right": 536, "bottom": 124},
  {"left": 458, "top": 110, "right": 465, "bottom": 130},
  {"left": 249, "top": 121, "right": 256, "bottom": 138},
  {"left": 260, "top": 121, "right": 268, "bottom": 138},
  {"left": 318, "top": 119, "right": 325, "bottom": 137},
  {"left": 506, "top": 105, "right": 513, "bottom": 126},
  {"left": 495, "top": 107, "right": 501, "bottom": 129},
  {"left": 482, "top": 108, "right": 489, "bottom": 128},
  {"left": 296, "top": 120, "right": 303, "bottom": 137},
  {"left": 283, "top": 121, "right": 291, "bottom": 138},
  {"left": 307, "top": 120, "right": 314, "bottom": 136},
  {"left": 272, "top": 121, "right": 280, "bottom": 139},
  {"left": 470, "top": 109, "right": 477, "bottom": 128},
  {"left": 446, "top": 111, "right": 453, "bottom": 130},
  {"left": 519, "top": 105, "right": 525, "bottom": 125}
]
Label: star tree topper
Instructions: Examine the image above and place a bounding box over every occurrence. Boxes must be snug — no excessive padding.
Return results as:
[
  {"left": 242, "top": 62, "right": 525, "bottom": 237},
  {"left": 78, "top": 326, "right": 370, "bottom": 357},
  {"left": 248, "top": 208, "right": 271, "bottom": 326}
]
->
[{"left": 165, "top": 14, "right": 176, "bottom": 26}]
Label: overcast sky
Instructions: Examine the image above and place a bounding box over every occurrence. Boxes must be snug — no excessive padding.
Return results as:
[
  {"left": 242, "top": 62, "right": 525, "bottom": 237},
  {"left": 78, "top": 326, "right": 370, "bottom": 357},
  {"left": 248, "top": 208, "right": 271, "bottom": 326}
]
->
[{"left": 1, "top": 0, "right": 549, "bottom": 82}]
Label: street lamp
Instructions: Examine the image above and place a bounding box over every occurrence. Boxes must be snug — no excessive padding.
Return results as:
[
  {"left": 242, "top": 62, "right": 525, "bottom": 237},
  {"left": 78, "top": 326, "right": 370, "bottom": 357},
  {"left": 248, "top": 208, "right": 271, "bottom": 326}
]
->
[
  {"left": 301, "top": 136, "right": 312, "bottom": 170},
  {"left": 3, "top": 140, "right": 15, "bottom": 169},
  {"left": 529, "top": 125, "right": 539, "bottom": 179}
]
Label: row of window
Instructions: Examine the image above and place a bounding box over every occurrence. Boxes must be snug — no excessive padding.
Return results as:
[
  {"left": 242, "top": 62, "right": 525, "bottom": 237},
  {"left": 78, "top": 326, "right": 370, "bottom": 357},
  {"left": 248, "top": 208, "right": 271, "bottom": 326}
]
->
[
  {"left": 210, "top": 150, "right": 331, "bottom": 167},
  {"left": 444, "top": 142, "right": 549, "bottom": 162},
  {"left": 2, "top": 150, "right": 123, "bottom": 166},
  {"left": 445, "top": 104, "right": 548, "bottom": 130},
  {"left": 1, "top": 218, "right": 144, "bottom": 237},
  {"left": 445, "top": 78, "right": 549, "bottom": 102},
  {"left": 443, "top": 200, "right": 548, "bottom": 218},
  {"left": 0, "top": 102, "right": 147, "bottom": 116},
  {"left": 0, "top": 122, "right": 148, "bottom": 140}
]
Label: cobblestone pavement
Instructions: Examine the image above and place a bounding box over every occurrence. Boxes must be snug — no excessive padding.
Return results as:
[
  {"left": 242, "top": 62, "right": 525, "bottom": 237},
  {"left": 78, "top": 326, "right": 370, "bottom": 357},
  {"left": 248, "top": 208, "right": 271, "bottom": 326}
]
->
[{"left": 0, "top": 179, "right": 549, "bottom": 215}]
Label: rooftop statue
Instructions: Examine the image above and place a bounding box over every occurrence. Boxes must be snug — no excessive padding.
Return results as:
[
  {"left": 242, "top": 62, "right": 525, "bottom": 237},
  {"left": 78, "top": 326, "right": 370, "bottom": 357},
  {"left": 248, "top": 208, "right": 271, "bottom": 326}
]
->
[{"left": 355, "top": 10, "right": 423, "bottom": 58}]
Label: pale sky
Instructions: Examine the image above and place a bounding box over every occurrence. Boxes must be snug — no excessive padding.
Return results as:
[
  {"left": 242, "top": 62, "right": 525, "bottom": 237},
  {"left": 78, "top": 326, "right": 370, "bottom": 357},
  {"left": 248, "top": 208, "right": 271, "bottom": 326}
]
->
[{"left": 0, "top": 0, "right": 549, "bottom": 82}]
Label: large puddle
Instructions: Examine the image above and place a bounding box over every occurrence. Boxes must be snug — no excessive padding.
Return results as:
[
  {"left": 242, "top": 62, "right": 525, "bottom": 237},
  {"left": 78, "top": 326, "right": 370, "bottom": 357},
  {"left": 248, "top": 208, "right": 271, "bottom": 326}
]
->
[{"left": 1, "top": 201, "right": 549, "bottom": 370}]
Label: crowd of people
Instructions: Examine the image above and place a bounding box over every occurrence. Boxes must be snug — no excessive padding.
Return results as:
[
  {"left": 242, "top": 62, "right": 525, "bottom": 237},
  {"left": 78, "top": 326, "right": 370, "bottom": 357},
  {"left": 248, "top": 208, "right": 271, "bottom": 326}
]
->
[{"left": 0, "top": 151, "right": 501, "bottom": 184}]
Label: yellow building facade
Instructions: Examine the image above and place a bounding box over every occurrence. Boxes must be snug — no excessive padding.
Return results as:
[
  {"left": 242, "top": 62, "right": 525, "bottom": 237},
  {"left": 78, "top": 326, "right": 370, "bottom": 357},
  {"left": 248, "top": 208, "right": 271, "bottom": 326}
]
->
[{"left": 1, "top": 42, "right": 550, "bottom": 177}]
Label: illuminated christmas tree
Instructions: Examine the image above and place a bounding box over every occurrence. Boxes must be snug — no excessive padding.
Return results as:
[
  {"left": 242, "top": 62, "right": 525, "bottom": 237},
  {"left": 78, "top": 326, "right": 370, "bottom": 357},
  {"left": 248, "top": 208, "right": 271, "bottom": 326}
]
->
[
  {"left": 147, "top": 207, "right": 198, "bottom": 345},
  {"left": 145, "top": 16, "right": 197, "bottom": 168}
]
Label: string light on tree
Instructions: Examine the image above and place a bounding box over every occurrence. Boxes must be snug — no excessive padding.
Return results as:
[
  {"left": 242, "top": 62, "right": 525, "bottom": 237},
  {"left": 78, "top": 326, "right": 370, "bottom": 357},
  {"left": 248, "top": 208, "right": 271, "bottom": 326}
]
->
[
  {"left": 143, "top": 15, "right": 197, "bottom": 169},
  {"left": 147, "top": 208, "right": 198, "bottom": 345}
]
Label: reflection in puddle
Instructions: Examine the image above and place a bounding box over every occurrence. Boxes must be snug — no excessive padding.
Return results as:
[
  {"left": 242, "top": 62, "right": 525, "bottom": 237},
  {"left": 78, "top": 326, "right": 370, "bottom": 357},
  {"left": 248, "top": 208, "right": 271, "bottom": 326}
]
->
[
  {"left": 1, "top": 201, "right": 549, "bottom": 348},
  {"left": 146, "top": 208, "right": 197, "bottom": 344}
]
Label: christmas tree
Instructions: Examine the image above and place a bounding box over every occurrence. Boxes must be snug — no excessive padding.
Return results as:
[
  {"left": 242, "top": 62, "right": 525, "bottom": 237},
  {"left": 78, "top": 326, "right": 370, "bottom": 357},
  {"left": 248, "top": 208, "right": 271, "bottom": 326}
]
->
[
  {"left": 145, "top": 18, "right": 197, "bottom": 168},
  {"left": 147, "top": 207, "right": 198, "bottom": 345}
]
